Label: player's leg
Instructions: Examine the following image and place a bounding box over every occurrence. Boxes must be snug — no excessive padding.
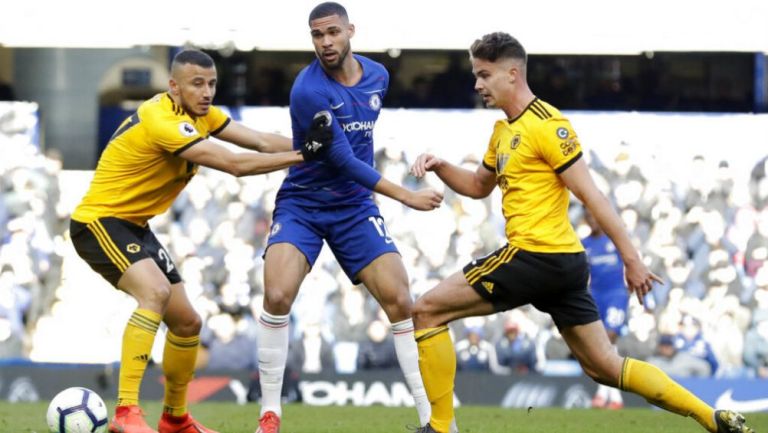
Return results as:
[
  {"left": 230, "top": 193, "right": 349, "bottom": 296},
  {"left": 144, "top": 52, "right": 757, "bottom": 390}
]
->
[
  {"left": 411, "top": 271, "right": 495, "bottom": 433},
  {"left": 157, "top": 281, "right": 218, "bottom": 433},
  {"left": 561, "top": 321, "right": 752, "bottom": 433},
  {"left": 70, "top": 218, "right": 169, "bottom": 433},
  {"left": 357, "top": 253, "right": 431, "bottom": 426},
  {"left": 257, "top": 206, "right": 320, "bottom": 433},
  {"left": 329, "top": 206, "right": 431, "bottom": 426}
]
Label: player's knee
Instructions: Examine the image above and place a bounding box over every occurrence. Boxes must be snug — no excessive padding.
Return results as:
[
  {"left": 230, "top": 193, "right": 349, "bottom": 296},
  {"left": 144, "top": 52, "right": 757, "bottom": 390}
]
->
[
  {"left": 581, "top": 362, "right": 617, "bottom": 386},
  {"left": 411, "top": 299, "right": 434, "bottom": 329},
  {"left": 262, "top": 288, "right": 293, "bottom": 315},
  {"left": 171, "top": 312, "right": 202, "bottom": 337},
  {"left": 136, "top": 281, "right": 171, "bottom": 312}
]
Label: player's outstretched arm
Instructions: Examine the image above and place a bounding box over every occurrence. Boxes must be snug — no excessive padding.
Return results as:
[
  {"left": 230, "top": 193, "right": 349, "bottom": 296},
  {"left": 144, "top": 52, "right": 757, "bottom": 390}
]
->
[
  {"left": 213, "top": 121, "right": 293, "bottom": 153},
  {"left": 410, "top": 152, "right": 496, "bottom": 199},
  {"left": 179, "top": 139, "right": 302, "bottom": 176},
  {"left": 179, "top": 116, "right": 332, "bottom": 176},
  {"left": 373, "top": 177, "right": 443, "bottom": 211},
  {"left": 559, "top": 157, "right": 662, "bottom": 304}
]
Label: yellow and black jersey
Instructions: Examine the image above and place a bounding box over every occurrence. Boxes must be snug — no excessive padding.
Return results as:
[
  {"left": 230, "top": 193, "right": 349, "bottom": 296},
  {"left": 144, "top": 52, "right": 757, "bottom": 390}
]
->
[
  {"left": 482, "top": 98, "right": 583, "bottom": 253},
  {"left": 72, "top": 93, "right": 230, "bottom": 226}
]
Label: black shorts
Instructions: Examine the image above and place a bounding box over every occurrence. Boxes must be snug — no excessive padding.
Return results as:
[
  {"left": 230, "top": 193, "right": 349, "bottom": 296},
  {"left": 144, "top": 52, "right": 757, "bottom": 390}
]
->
[
  {"left": 70, "top": 217, "right": 181, "bottom": 287},
  {"left": 463, "top": 245, "right": 598, "bottom": 329}
]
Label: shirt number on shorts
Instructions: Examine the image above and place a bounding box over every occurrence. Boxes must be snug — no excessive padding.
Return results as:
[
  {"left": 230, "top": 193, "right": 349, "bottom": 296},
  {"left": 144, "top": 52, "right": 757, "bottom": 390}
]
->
[
  {"left": 368, "top": 216, "right": 393, "bottom": 244},
  {"left": 158, "top": 248, "right": 175, "bottom": 273}
]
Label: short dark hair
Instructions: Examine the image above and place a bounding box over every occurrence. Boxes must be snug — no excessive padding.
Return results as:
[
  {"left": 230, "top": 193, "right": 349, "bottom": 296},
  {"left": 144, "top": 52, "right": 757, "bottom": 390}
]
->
[
  {"left": 309, "top": 2, "right": 348, "bottom": 24},
  {"left": 172, "top": 49, "right": 214, "bottom": 69},
  {"left": 470, "top": 32, "right": 527, "bottom": 64}
]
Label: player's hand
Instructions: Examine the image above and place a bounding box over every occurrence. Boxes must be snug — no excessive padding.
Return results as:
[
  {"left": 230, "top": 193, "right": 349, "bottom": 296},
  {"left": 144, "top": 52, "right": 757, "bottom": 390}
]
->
[
  {"left": 410, "top": 153, "right": 444, "bottom": 178},
  {"left": 301, "top": 110, "right": 333, "bottom": 161},
  {"left": 624, "top": 259, "right": 663, "bottom": 305},
  {"left": 403, "top": 188, "right": 444, "bottom": 211}
]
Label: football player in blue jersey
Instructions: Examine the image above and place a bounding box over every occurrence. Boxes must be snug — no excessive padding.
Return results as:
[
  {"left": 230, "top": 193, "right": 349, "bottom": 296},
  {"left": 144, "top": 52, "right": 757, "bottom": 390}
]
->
[
  {"left": 582, "top": 208, "right": 629, "bottom": 409},
  {"left": 253, "top": 3, "right": 442, "bottom": 433}
]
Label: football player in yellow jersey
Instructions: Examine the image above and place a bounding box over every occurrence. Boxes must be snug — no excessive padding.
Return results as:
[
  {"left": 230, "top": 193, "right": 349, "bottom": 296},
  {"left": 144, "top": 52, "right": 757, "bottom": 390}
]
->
[
  {"left": 69, "top": 49, "right": 331, "bottom": 433},
  {"left": 408, "top": 33, "right": 753, "bottom": 433}
]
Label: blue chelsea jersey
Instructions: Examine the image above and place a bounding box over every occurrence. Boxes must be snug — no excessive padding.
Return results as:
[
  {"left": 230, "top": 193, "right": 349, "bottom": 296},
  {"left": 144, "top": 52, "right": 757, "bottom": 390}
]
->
[
  {"left": 277, "top": 54, "right": 388, "bottom": 207},
  {"left": 582, "top": 234, "right": 625, "bottom": 295}
]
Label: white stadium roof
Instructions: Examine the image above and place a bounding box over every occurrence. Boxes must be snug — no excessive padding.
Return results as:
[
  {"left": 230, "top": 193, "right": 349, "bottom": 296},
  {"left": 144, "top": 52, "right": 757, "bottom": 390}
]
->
[{"left": 2, "top": 0, "right": 767, "bottom": 54}]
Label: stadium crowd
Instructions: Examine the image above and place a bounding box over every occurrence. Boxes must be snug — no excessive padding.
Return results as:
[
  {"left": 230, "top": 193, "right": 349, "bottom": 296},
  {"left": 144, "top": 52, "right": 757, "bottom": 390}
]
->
[{"left": 1, "top": 107, "right": 768, "bottom": 383}]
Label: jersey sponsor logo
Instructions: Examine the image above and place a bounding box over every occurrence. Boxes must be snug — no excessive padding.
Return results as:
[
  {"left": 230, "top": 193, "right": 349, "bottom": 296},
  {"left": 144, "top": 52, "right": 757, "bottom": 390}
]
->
[
  {"left": 369, "top": 94, "right": 382, "bottom": 111},
  {"left": 330, "top": 102, "right": 345, "bottom": 110},
  {"left": 126, "top": 243, "right": 141, "bottom": 253},
  {"left": 270, "top": 222, "right": 282, "bottom": 237},
  {"left": 511, "top": 133, "right": 521, "bottom": 150},
  {"left": 496, "top": 153, "right": 510, "bottom": 174},
  {"left": 560, "top": 138, "right": 578, "bottom": 156},
  {"left": 715, "top": 389, "right": 768, "bottom": 412},
  {"left": 179, "top": 122, "right": 198, "bottom": 137},
  {"left": 556, "top": 127, "right": 569, "bottom": 139},
  {"left": 341, "top": 120, "right": 376, "bottom": 133}
]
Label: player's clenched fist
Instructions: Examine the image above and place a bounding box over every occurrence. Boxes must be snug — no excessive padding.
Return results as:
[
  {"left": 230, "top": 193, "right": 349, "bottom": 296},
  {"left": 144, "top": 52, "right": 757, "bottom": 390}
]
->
[
  {"left": 410, "top": 153, "right": 444, "bottom": 178},
  {"left": 404, "top": 188, "right": 444, "bottom": 211},
  {"left": 301, "top": 110, "right": 334, "bottom": 161}
]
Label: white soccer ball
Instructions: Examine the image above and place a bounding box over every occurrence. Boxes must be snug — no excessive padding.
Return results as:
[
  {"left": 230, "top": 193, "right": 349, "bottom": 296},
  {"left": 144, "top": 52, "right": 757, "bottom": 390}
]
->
[{"left": 46, "top": 387, "right": 109, "bottom": 433}]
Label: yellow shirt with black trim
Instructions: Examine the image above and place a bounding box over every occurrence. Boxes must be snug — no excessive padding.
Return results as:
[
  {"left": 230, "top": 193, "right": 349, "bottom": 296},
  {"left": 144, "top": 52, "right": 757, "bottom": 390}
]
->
[
  {"left": 72, "top": 93, "right": 230, "bottom": 226},
  {"left": 482, "top": 98, "right": 584, "bottom": 253}
]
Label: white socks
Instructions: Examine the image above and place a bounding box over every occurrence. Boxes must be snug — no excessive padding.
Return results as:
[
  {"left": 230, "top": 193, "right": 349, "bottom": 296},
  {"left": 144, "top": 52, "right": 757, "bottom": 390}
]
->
[
  {"left": 392, "top": 318, "right": 431, "bottom": 426},
  {"left": 257, "top": 311, "right": 290, "bottom": 417}
]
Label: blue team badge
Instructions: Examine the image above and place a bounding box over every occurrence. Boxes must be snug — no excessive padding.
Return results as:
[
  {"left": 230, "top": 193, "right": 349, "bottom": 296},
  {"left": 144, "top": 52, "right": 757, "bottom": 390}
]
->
[
  {"left": 369, "top": 94, "right": 382, "bottom": 111},
  {"left": 556, "top": 127, "right": 569, "bottom": 139}
]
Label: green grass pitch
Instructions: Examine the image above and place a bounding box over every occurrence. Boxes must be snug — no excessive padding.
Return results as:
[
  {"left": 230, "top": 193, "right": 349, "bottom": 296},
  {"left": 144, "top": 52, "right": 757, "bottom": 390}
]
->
[{"left": 4, "top": 402, "right": 767, "bottom": 433}]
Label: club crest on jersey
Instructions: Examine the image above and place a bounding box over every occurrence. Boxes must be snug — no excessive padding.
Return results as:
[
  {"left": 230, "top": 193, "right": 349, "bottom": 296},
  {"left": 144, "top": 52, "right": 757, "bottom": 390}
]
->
[
  {"left": 556, "top": 127, "right": 569, "bottom": 139},
  {"left": 511, "top": 133, "right": 521, "bottom": 150},
  {"left": 369, "top": 94, "right": 382, "bottom": 111},
  {"left": 126, "top": 243, "right": 141, "bottom": 253},
  {"left": 179, "top": 122, "right": 198, "bottom": 137}
]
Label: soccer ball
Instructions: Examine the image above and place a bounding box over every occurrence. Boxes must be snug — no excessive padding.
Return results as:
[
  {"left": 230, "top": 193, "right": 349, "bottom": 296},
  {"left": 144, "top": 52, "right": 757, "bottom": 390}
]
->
[{"left": 46, "top": 387, "right": 109, "bottom": 433}]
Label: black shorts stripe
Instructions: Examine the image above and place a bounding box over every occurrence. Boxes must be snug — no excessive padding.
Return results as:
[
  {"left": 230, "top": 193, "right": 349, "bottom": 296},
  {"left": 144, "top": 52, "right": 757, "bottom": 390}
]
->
[
  {"left": 468, "top": 246, "right": 519, "bottom": 285},
  {"left": 87, "top": 221, "right": 130, "bottom": 271},
  {"left": 465, "top": 245, "right": 518, "bottom": 284}
]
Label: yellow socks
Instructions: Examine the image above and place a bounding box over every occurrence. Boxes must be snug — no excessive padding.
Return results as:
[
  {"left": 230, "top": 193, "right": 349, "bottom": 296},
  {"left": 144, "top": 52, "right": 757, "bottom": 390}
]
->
[
  {"left": 162, "top": 331, "right": 200, "bottom": 416},
  {"left": 415, "top": 326, "right": 455, "bottom": 433},
  {"left": 117, "top": 308, "right": 161, "bottom": 407},
  {"left": 620, "top": 357, "right": 716, "bottom": 432}
]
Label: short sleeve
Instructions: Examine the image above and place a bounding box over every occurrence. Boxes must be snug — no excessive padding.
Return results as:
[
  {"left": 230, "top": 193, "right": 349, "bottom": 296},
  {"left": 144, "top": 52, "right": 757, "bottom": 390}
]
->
[
  {"left": 205, "top": 106, "right": 231, "bottom": 136},
  {"left": 535, "top": 118, "right": 582, "bottom": 174},
  {"left": 482, "top": 123, "right": 502, "bottom": 173},
  {"left": 144, "top": 111, "right": 205, "bottom": 155}
]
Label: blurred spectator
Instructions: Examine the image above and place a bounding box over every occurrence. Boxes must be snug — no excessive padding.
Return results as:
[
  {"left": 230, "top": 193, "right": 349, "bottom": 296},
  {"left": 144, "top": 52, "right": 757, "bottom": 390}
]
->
[
  {"left": 647, "top": 334, "right": 712, "bottom": 377},
  {"left": 198, "top": 312, "right": 258, "bottom": 371},
  {"left": 292, "top": 322, "right": 334, "bottom": 374},
  {"left": 357, "top": 319, "right": 398, "bottom": 370},
  {"left": 672, "top": 315, "right": 719, "bottom": 376},
  {"left": 0, "top": 265, "right": 31, "bottom": 357},
  {"left": 494, "top": 318, "right": 537, "bottom": 374},
  {"left": 455, "top": 324, "right": 507, "bottom": 374}
]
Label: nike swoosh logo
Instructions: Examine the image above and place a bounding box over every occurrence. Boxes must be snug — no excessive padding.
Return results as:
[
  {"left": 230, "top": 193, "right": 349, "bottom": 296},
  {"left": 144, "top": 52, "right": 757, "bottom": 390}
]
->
[
  {"left": 715, "top": 389, "right": 768, "bottom": 412},
  {"left": 330, "top": 102, "right": 344, "bottom": 110}
]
